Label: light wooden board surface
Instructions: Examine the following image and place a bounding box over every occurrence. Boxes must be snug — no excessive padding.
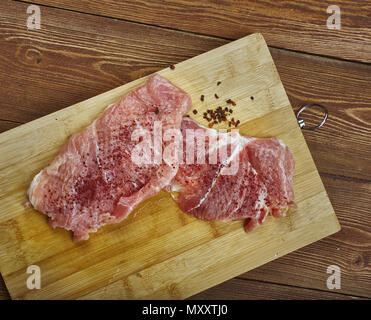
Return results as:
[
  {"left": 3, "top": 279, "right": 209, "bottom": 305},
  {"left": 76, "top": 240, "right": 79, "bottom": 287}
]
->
[{"left": 0, "top": 33, "right": 340, "bottom": 299}]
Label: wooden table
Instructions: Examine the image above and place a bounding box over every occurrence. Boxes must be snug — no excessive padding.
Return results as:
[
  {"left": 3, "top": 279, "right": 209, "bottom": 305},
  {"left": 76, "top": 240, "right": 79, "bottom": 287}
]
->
[{"left": 0, "top": 0, "right": 370, "bottom": 300}]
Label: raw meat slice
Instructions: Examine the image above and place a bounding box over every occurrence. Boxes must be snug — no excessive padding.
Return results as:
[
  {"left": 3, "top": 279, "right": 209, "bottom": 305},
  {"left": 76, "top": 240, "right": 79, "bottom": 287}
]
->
[
  {"left": 28, "top": 74, "right": 191, "bottom": 241},
  {"left": 169, "top": 117, "right": 295, "bottom": 232}
]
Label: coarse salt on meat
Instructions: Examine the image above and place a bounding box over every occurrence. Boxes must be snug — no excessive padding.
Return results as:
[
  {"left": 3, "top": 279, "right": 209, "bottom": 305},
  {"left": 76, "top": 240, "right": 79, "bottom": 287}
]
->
[
  {"left": 28, "top": 74, "right": 191, "bottom": 241},
  {"left": 170, "top": 117, "right": 295, "bottom": 232}
]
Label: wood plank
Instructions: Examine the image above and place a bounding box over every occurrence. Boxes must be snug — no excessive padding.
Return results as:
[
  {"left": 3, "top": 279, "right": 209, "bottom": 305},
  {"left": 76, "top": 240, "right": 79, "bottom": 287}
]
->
[
  {"left": 190, "top": 278, "right": 365, "bottom": 300},
  {"left": 273, "top": 50, "right": 371, "bottom": 181},
  {"left": 1, "top": 274, "right": 365, "bottom": 300},
  {"left": 0, "top": 0, "right": 223, "bottom": 123},
  {"left": 1, "top": 1, "right": 370, "bottom": 181},
  {"left": 0, "top": 1, "right": 367, "bottom": 299},
  {"left": 0, "top": 277, "right": 10, "bottom": 300},
  {"left": 23, "top": 0, "right": 371, "bottom": 63},
  {"left": 0, "top": 120, "right": 22, "bottom": 133},
  {"left": 240, "top": 175, "right": 371, "bottom": 297}
]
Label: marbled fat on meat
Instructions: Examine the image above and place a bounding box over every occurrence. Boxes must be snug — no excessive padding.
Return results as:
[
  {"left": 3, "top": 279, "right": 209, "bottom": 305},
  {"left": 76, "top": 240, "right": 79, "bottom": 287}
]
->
[
  {"left": 28, "top": 74, "right": 191, "bottom": 241},
  {"left": 170, "top": 118, "right": 295, "bottom": 232}
]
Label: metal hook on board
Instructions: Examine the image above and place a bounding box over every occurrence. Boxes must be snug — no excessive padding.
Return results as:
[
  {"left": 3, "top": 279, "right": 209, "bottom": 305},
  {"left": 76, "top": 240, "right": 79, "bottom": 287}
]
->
[{"left": 296, "top": 103, "right": 328, "bottom": 131}]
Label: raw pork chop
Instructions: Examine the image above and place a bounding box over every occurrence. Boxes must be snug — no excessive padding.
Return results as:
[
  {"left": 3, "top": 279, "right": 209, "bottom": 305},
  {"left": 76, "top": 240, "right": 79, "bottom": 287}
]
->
[
  {"left": 169, "top": 117, "right": 295, "bottom": 232},
  {"left": 28, "top": 74, "right": 191, "bottom": 241}
]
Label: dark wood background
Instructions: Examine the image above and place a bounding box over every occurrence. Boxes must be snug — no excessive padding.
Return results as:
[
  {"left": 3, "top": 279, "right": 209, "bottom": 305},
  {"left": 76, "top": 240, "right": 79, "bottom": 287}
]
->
[{"left": 0, "top": 0, "right": 370, "bottom": 299}]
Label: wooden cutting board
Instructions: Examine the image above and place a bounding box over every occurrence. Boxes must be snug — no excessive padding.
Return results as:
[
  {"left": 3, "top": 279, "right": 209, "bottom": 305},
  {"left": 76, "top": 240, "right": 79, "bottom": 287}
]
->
[{"left": 0, "top": 33, "right": 340, "bottom": 299}]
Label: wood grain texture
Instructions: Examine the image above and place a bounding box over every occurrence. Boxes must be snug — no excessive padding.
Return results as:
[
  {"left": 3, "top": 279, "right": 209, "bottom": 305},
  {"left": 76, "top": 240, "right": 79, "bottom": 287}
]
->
[
  {"left": 1, "top": 1, "right": 370, "bottom": 181},
  {"left": 190, "top": 278, "right": 366, "bottom": 300},
  {"left": 0, "top": 1, "right": 368, "bottom": 299},
  {"left": 1, "top": 265, "right": 367, "bottom": 300},
  {"left": 0, "top": 32, "right": 339, "bottom": 299},
  {"left": 0, "top": 277, "right": 10, "bottom": 300},
  {"left": 22, "top": 0, "right": 371, "bottom": 63},
  {"left": 274, "top": 51, "right": 371, "bottom": 181},
  {"left": 0, "top": 120, "right": 22, "bottom": 133},
  {"left": 238, "top": 175, "right": 371, "bottom": 298},
  {"left": 0, "top": 1, "right": 224, "bottom": 123}
]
